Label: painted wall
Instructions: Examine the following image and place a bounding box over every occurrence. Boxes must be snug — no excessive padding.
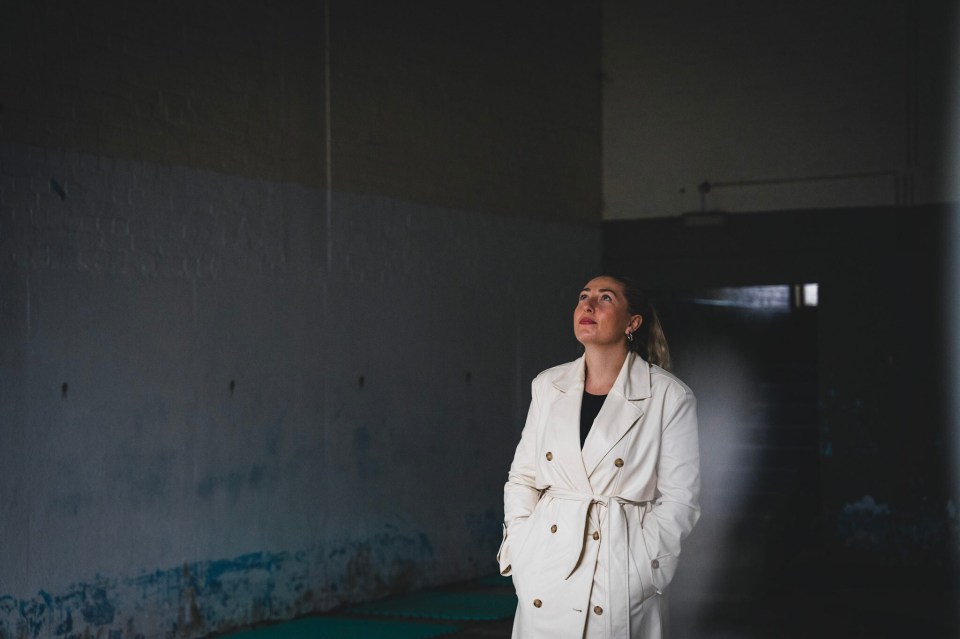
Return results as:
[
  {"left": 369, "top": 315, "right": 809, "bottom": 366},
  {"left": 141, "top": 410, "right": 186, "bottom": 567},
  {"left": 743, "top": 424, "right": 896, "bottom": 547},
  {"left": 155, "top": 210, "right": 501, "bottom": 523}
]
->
[
  {"left": 602, "top": 0, "right": 959, "bottom": 219},
  {"left": 0, "top": 2, "right": 602, "bottom": 638}
]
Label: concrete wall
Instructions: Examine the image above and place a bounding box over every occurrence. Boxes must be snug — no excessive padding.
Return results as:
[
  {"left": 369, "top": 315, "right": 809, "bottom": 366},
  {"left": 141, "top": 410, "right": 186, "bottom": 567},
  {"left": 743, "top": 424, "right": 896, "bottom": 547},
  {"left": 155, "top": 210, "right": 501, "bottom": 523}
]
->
[
  {"left": 602, "top": 0, "right": 959, "bottom": 219},
  {"left": 0, "top": 2, "right": 602, "bottom": 638}
]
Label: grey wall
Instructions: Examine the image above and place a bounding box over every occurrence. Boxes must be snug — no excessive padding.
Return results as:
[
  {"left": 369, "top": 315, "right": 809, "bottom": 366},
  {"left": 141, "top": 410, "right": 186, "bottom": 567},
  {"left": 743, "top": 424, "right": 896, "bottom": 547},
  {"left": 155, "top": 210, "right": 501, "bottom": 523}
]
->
[
  {"left": 601, "top": 1, "right": 959, "bottom": 631},
  {"left": 0, "top": 2, "right": 602, "bottom": 638},
  {"left": 602, "top": 0, "right": 959, "bottom": 218}
]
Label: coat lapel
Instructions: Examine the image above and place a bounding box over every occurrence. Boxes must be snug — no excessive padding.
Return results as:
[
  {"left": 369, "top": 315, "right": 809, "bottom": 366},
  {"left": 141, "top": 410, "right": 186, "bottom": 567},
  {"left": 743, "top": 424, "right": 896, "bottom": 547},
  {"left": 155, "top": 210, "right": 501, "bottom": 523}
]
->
[
  {"left": 581, "top": 353, "right": 651, "bottom": 478},
  {"left": 547, "top": 357, "right": 594, "bottom": 495}
]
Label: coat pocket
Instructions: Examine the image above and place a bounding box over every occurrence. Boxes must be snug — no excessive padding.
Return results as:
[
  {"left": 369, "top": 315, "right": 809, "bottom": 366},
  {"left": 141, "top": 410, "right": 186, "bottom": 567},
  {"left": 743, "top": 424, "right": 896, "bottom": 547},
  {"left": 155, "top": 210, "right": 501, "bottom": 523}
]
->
[
  {"left": 627, "top": 506, "right": 659, "bottom": 604},
  {"left": 496, "top": 524, "right": 512, "bottom": 576},
  {"left": 500, "top": 508, "right": 538, "bottom": 577}
]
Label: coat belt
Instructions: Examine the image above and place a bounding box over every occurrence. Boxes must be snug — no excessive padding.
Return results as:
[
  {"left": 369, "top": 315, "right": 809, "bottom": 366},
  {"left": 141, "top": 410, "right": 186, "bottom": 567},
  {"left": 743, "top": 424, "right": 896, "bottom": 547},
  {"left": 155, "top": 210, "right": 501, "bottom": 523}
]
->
[{"left": 544, "top": 486, "right": 653, "bottom": 638}]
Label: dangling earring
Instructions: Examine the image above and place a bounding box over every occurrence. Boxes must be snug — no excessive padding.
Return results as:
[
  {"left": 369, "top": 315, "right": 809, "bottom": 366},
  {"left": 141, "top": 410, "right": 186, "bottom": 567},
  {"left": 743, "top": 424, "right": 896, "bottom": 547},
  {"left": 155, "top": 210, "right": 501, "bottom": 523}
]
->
[{"left": 626, "top": 332, "right": 634, "bottom": 342}]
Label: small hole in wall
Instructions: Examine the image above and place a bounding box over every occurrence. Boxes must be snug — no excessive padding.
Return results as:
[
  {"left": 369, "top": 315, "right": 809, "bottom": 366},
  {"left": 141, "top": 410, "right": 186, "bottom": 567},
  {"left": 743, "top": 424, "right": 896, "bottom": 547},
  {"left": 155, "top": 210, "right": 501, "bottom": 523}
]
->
[
  {"left": 229, "top": 380, "right": 236, "bottom": 395},
  {"left": 358, "top": 375, "right": 365, "bottom": 389},
  {"left": 49, "top": 178, "right": 67, "bottom": 200},
  {"left": 61, "top": 382, "right": 68, "bottom": 398}
]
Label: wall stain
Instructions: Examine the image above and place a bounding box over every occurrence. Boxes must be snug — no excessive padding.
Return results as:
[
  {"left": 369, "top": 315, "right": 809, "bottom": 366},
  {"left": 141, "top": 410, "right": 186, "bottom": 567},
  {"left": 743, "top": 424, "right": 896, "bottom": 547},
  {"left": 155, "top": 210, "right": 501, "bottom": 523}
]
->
[
  {"left": 175, "top": 565, "right": 203, "bottom": 638},
  {"left": 80, "top": 588, "right": 114, "bottom": 626},
  {"left": 0, "top": 526, "right": 438, "bottom": 639},
  {"left": 835, "top": 494, "right": 958, "bottom": 564}
]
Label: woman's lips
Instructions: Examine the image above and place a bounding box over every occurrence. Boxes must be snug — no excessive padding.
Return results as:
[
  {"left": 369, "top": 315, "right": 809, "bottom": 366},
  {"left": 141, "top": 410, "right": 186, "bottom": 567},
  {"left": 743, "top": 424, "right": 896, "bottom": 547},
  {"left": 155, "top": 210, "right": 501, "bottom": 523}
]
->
[{"left": 579, "top": 318, "right": 596, "bottom": 325}]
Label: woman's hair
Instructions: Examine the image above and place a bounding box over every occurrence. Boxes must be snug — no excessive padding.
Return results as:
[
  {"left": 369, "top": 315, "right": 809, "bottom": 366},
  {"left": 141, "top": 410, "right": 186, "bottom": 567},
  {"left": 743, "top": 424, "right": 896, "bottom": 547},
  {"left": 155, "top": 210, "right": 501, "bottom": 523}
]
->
[{"left": 608, "top": 275, "right": 672, "bottom": 371}]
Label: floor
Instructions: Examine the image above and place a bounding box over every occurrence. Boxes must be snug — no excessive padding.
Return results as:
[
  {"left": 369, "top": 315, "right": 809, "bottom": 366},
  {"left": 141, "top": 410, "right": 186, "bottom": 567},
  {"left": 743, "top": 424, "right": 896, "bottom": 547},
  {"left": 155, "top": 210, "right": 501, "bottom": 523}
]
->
[
  {"left": 215, "top": 570, "right": 960, "bottom": 639},
  {"left": 216, "top": 575, "right": 517, "bottom": 639}
]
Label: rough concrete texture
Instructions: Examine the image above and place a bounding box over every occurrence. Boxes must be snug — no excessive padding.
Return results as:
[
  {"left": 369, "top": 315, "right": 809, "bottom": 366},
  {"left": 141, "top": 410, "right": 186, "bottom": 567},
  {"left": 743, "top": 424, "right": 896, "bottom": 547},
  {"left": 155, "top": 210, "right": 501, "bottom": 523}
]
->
[
  {"left": 0, "top": 143, "right": 600, "bottom": 638},
  {"left": 0, "top": 0, "right": 603, "bottom": 636}
]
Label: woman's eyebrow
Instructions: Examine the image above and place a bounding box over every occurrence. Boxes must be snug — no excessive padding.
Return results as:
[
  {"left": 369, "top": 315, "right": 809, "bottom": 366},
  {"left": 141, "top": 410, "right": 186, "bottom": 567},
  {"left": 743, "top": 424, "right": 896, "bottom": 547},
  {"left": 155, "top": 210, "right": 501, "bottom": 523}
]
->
[{"left": 580, "top": 287, "right": 619, "bottom": 296}]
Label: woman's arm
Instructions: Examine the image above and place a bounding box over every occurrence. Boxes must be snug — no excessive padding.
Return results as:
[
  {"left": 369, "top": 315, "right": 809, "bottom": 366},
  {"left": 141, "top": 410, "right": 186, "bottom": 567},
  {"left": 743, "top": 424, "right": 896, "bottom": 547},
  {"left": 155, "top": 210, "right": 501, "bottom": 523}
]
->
[
  {"left": 638, "top": 386, "right": 701, "bottom": 594},
  {"left": 498, "top": 378, "right": 544, "bottom": 574}
]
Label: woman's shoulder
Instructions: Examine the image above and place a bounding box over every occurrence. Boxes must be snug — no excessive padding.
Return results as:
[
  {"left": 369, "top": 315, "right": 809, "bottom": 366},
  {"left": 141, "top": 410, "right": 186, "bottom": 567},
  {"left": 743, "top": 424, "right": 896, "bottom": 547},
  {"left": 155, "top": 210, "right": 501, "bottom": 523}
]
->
[
  {"left": 648, "top": 362, "right": 695, "bottom": 401},
  {"left": 531, "top": 358, "right": 582, "bottom": 388}
]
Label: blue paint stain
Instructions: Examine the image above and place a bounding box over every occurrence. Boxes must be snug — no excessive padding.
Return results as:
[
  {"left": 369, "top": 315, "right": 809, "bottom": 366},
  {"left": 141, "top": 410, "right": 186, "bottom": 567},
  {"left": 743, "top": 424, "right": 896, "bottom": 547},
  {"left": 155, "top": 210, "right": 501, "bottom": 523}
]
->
[
  {"left": 843, "top": 495, "right": 890, "bottom": 516},
  {"left": 19, "top": 591, "right": 57, "bottom": 637},
  {"left": 835, "top": 495, "right": 957, "bottom": 560},
  {"left": 0, "top": 525, "right": 442, "bottom": 639},
  {"left": 54, "top": 608, "right": 72, "bottom": 635},
  {"left": 80, "top": 588, "right": 115, "bottom": 625},
  {"left": 204, "top": 552, "right": 285, "bottom": 588}
]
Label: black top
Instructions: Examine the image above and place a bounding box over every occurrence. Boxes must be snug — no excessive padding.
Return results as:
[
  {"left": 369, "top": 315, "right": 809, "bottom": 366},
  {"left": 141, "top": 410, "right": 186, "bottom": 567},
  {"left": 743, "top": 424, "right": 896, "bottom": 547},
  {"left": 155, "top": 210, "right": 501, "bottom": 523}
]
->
[{"left": 580, "top": 390, "right": 607, "bottom": 448}]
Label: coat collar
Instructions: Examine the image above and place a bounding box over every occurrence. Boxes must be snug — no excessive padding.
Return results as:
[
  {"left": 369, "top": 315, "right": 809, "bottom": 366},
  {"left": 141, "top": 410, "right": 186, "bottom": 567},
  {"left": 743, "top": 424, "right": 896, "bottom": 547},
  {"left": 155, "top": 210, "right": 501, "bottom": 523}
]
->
[
  {"left": 551, "top": 351, "right": 652, "bottom": 401},
  {"left": 551, "top": 352, "right": 652, "bottom": 480}
]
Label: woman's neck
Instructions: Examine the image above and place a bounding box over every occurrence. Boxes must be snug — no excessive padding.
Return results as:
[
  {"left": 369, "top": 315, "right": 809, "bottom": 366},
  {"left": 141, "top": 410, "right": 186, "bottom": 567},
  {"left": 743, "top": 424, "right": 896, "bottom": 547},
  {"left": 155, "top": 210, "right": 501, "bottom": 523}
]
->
[{"left": 583, "top": 346, "right": 628, "bottom": 395}]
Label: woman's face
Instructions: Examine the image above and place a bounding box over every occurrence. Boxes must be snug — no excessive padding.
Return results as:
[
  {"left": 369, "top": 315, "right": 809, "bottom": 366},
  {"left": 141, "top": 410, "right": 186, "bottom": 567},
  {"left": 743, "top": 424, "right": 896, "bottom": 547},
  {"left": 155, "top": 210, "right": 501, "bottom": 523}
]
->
[{"left": 573, "top": 276, "right": 642, "bottom": 349}]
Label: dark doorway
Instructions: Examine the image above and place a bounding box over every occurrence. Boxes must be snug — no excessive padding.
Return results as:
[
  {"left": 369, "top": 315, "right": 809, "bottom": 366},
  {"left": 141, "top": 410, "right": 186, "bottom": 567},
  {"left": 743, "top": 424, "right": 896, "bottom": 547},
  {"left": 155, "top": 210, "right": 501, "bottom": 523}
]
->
[{"left": 660, "top": 285, "right": 822, "bottom": 638}]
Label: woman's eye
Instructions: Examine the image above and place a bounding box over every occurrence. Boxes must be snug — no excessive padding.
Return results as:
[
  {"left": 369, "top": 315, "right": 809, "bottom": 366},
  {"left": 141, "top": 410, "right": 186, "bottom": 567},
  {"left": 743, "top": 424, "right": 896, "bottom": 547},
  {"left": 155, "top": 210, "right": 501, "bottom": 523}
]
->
[
  {"left": 601, "top": 294, "right": 611, "bottom": 301},
  {"left": 578, "top": 293, "right": 588, "bottom": 301}
]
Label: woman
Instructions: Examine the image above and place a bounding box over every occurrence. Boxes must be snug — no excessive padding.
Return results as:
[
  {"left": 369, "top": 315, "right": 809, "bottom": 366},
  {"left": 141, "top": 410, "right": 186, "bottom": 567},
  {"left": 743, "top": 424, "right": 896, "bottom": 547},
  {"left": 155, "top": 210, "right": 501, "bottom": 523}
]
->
[{"left": 498, "top": 275, "right": 700, "bottom": 638}]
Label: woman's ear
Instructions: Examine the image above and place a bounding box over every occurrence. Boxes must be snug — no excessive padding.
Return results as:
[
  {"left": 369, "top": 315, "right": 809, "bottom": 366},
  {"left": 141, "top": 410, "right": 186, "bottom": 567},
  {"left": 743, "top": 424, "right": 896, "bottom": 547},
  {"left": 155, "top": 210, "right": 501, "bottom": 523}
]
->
[{"left": 628, "top": 314, "right": 643, "bottom": 334}]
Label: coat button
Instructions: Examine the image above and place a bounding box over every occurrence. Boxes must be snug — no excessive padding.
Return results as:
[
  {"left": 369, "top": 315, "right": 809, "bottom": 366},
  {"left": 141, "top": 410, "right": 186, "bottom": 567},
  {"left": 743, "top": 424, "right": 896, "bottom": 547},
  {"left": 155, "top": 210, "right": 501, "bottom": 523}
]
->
[
  {"left": 550, "top": 524, "right": 557, "bottom": 533},
  {"left": 594, "top": 606, "right": 603, "bottom": 615},
  {"left": 533, "top": 598, "right": 542, "bottom": 608},
  {"left": 651, "top": 559, "right": 660, "bottom": 569},
  {"left": 545, "top": 452, "right": 553, "bottom": 461},
  {"left": 592, "top": 531, "right": 600, "bottom": 540},
  {"left": 614, "top": 458, "right": 624, "bottom": 468}
]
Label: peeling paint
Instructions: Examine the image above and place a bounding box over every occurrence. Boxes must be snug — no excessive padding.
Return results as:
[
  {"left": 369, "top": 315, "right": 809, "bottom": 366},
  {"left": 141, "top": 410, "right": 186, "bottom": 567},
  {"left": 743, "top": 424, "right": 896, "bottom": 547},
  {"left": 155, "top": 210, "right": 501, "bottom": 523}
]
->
[
  {"left": 80, "top": 588, "right": 115, "bottom": 625},
  {"left": 0, "top": 527, "right": 440, "bottom": 639}
]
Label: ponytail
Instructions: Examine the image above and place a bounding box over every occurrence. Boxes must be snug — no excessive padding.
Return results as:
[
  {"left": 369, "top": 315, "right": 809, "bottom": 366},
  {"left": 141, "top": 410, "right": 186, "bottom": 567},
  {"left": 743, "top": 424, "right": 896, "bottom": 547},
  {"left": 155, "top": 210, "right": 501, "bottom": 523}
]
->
[
  {"left": 610, "top": 275, "right": 672, "bottom": 371},
  {"left": 642, "top": 306, "right": 671, "bottom": 371}
]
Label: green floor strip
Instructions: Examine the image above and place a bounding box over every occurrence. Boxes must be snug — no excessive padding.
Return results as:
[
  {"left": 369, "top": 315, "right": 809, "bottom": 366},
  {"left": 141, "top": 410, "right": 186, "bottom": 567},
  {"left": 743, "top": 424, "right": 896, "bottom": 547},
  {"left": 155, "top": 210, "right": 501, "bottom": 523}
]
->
[
  {"left": 223, "top": 617, "right": 460, "bottom": 639},
  {"left": 347, "top": 591, "right": 518, "bottom": 621}
]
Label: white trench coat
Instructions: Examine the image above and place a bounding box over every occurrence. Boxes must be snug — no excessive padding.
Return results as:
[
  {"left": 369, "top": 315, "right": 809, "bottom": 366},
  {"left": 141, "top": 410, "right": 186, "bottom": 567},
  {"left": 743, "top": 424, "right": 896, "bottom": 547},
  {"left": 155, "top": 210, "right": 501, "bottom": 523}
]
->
[{"left": 499, "top": 352, "right": 700, "bottom": 639}]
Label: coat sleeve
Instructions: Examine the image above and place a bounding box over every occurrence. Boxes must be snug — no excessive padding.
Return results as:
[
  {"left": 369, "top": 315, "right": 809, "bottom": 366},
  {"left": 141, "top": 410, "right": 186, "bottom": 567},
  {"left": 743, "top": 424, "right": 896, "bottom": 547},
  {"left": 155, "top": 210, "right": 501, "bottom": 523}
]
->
[
  {"left": 497, "top": 378, "right": 543, "bottom": 575},
  {"left": 639, "top": 386, "right": 701, "bottom": 594}
]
